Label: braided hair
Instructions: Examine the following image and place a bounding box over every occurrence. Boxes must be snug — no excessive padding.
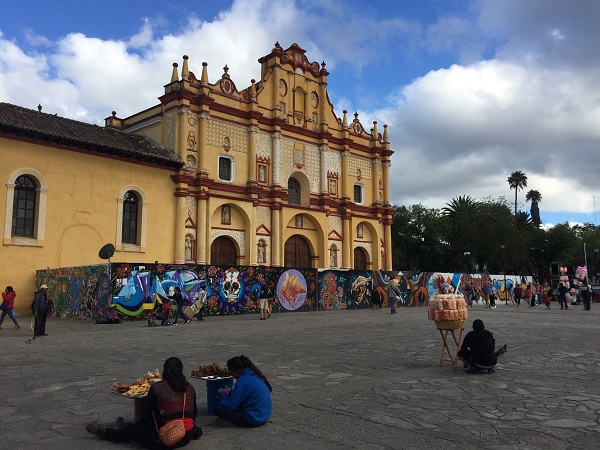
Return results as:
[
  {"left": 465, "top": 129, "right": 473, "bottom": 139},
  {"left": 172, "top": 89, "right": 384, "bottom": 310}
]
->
[{"left": 227, "top": 355, "right": 272, "bottom": 392}]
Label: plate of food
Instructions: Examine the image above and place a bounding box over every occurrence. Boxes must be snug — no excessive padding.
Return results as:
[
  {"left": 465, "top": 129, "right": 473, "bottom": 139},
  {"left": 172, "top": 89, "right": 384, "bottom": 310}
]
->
[{"left": 109, "top": 369, "right": 161, "bottom": 398}]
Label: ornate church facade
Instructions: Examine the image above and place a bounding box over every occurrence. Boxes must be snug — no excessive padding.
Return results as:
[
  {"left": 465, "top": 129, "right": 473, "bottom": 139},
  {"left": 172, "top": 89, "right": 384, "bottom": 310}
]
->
[{"left": 0, "top": 43, "right": 393, "bottom": 313}]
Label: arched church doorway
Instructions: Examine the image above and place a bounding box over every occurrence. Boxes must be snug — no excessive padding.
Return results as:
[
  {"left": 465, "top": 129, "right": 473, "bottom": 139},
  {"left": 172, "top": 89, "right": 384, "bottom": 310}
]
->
[
  {"left": 284, "top": 235, "right": 312, "bottom": 268},
  {"left": 211, "top": 236, "right": 237, "bottom": 266},
  {"left": 354, "top": 247, "right": 368, "bottom": 270}
]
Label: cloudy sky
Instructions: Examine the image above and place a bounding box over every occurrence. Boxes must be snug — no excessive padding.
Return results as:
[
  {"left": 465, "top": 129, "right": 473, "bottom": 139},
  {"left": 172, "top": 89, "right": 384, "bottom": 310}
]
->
[{"left": 1, "top": 0, "right": 599, "bottom": 227}]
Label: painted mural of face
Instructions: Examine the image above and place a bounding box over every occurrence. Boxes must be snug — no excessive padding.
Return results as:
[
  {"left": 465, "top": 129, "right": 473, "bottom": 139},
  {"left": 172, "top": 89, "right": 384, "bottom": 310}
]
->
[{"left": 223, "top": 268, "right": 241, "bottom": 303}]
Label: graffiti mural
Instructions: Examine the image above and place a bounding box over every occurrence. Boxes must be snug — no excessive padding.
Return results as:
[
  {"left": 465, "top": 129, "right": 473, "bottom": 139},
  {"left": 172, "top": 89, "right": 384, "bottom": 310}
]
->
[
  {"left": 37, "top": 262, "right": 533, "bottom": 321},
  {"left": 110, "top": 263, "right": 319, "bottom": 317},
  {"left": 35, "top": 264, "right": 111, "bottom": 321}
]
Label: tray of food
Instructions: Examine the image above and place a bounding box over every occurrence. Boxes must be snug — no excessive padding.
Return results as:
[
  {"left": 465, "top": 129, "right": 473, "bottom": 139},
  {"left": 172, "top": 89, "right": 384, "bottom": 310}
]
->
[
  {"left": 109, "top": 369, "right": 161, "bottom": 398},
  {"left": 191, "top": 363, "right": 230, "bottom": 379}
]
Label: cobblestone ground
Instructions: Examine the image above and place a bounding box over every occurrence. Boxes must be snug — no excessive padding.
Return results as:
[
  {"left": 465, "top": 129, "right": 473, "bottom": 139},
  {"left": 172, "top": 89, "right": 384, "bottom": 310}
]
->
[{"left": 1, "top": 302, "right": 598, "bottom": 449}]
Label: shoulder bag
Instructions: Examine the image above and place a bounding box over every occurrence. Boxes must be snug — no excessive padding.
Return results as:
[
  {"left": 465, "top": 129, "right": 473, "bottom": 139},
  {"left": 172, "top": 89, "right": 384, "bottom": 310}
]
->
[{"left": 154, "top": 391, "right": 187, "bottom": 446}]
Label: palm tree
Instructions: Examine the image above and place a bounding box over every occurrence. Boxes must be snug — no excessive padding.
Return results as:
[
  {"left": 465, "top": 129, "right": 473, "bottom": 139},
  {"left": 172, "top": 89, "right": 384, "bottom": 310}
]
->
[
  {"left": 525, "top": 189, "right": 542, "bottom": 226},
  {"left": 442, "top": 195, "right": 481, "bottom": 254},
  {"left": 507, "top": 171, "right": 528, "bottom": 216}
]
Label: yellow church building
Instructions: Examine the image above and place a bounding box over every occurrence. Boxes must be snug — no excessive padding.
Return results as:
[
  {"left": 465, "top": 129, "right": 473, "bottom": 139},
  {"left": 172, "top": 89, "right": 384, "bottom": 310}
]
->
[{"left": 0, "top": 42, "right": 394, "bottom": 315}]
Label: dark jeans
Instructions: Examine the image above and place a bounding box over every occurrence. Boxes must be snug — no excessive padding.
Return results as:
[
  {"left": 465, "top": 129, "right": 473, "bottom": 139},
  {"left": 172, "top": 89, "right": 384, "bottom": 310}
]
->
[
  {"left": 104, "top": 420, "right": 192, "bottom": 450},
  {"left": 34, "top": 307, "right": 48, "bottom": 336},
  {"left": 174, "top": 303, "right": 187, "bottom": 323},
  {"left": 559, "top": 295, "right": 567, "bottom": 309},
  {"left": 215, "top": 404, "right": 262, "bottom": 428}
]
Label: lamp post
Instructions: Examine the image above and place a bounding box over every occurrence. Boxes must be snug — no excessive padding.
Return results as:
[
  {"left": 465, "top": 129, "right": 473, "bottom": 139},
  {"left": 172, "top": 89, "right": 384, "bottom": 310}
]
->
[
  {"left": 463, "top": 251, "right": 470, "bottom": 274},
  {"left": 500, "top": 245, "right": 507, "bottom": 291},
  {"left": 595, "top": 248, "right": 599, "bottom": 283}
]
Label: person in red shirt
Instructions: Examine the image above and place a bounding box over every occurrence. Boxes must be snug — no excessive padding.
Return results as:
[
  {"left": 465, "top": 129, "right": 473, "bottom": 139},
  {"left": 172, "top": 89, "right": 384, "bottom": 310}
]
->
[{"left": 0, "top": 286, "right": 19, "bottom": 329}]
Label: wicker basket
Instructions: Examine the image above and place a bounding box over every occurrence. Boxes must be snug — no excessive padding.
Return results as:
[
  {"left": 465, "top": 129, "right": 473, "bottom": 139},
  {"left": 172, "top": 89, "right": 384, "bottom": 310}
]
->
[{"left": 435, "top": 319, "right": 465, "bottom": 330}]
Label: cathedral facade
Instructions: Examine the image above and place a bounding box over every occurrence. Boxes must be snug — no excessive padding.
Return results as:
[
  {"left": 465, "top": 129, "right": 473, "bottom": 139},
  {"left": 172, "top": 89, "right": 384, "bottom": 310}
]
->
[{"left": 0, "top": 43, "right": 394, "bottom": 314}]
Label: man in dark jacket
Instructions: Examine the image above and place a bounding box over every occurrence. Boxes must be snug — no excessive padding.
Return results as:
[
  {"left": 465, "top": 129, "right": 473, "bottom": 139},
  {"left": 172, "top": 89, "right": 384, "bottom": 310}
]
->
[
  {"left": 170, "top": 286, "right": 189, "bottom": 325},
  {"left": 458, "top": 319, "right": 506, "bottom": 374},
  {"left": 581, "top": 283, "right": 592, "bottom": 310},
  {"left": 33, "top": 284, "right": 49, "bottom": 337}
]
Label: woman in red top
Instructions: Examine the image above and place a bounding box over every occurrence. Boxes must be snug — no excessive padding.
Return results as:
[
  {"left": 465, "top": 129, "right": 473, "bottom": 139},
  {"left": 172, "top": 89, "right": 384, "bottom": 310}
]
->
[
  {"left": 86, "top": 357, "right": 200, "bottom": 449},
  {"left": 0, "top": 286, "right": 19, "bottom": 329}
]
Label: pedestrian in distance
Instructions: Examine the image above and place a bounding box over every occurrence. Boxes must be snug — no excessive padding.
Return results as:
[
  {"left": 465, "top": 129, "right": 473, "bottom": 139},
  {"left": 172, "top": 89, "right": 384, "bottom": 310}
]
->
[
  {"left": 0, "top": 286, "right": 20, "bottom": 330},
  {"left": 259, "top": 282, "right": 269, "bottom": 320},
  {"left": 581, "top": 282, "right": 592, "bottom": 311},
  {"left": 170, "top": 286, "right": 189, "bottom": 325},
  {"left": 513, "top": 284, "right": 522, "bottom": 307},
  {"left": 33, "top": 284, "right": 49, "bottom": 337}
]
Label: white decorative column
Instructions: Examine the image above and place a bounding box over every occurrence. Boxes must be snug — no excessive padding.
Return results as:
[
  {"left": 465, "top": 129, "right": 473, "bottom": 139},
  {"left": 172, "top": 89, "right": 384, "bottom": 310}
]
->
[
  {"left": 271, "top": 133, "right": 281, "bottom": 185},
  {"left": 319, "top": 145, "right": 328, "bottom": 193}
]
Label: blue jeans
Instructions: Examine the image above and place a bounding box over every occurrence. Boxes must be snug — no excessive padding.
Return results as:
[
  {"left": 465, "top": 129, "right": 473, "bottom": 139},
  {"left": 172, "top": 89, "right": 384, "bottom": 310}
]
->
[{"left": 0, "top": 307, "right": 18, "bottom": 326}]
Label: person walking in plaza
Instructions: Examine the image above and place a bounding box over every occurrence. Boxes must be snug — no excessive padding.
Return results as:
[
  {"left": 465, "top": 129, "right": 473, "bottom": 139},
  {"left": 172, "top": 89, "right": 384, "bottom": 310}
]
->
[
  {"left": 457, "top": 319, "right": 507, "bottom": 374},
  {"left": 259, "top": 282, "right": 269, "bottom": 320},
  {"left": 581, "top": 282, "right": 592, "bottom": 310},
  {"left": 482, "top": 282, "right": 491, "bottom": 308},
  {"left": 86, "top": 356, "right": 199, "bottom": 448},
  {"left": 33, "top": 284, "right": 49, "bottom": 336},
  {"left": 195, "top": 285, "right": 207, "bottom": 321},
  {"left": 462, "top": 281, "right": 473, "bottom": 307},
  {"left": 0, "top": 286, "right": 20, "bottom": 330},
  {"left": 170, "top": 286, "right": 189, "bottom": 325},
  {"left": 513, "top": 283, "right": 522, "bottom": 307},
  {"left": 490, "top": 284, "right": 497, "bottom": 309},
  {"left": 387, "top": 278, "right": 401, "bottom": 314},
  {"left": 558, "top": 282, "right": 568, "bottom": 310},
  {"left": 525, "top": 283, "right": 534, "bottom": 307},
  {"left": 216, "top": 355, "right": 272, "bottom": 427}
]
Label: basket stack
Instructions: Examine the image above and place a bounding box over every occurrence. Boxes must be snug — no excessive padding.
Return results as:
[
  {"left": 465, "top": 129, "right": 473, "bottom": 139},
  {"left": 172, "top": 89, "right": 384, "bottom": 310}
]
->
[{"left": 428, "top": 294, "right": 468, "bottom": 329}]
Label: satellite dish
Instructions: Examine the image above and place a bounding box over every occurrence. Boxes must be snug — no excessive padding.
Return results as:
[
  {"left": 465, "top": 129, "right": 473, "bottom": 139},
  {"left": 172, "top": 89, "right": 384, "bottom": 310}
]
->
[{"left": 99, "top": 243, "right": 115, "bottom": 260}]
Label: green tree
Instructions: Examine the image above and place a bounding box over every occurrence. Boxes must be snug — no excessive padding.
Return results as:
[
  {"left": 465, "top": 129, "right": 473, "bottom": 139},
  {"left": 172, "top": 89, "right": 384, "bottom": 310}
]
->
[
  {"left": 507, "top": 171, "right": 528, "bottom": 216},
  {"left": 525, "top": 189, "right": 542, "bottom": 226}
]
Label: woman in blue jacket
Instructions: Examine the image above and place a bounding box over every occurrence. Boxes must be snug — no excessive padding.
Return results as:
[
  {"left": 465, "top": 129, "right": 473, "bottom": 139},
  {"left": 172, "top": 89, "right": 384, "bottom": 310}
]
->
[{"left": 216, "top": 355, "right": 272, "bottom": 427}]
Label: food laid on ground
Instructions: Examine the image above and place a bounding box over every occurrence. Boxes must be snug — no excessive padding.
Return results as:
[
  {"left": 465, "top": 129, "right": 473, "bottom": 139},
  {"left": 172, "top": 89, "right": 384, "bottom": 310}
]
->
[
  {"left": 428, "top": 293, "right": 468, "bottom": 328},
  {"left": 191, "top": 363, "right": 229, "bottom": 378},
  {"left": 110, "top": 369, "right": 161, "bottom": 397}
]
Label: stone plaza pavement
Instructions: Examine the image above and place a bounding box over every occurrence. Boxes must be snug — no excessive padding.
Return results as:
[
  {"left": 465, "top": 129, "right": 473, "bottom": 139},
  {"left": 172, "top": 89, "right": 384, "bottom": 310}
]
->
[{"left": 1, "top": 302, "right": 599, "bottom": 450}]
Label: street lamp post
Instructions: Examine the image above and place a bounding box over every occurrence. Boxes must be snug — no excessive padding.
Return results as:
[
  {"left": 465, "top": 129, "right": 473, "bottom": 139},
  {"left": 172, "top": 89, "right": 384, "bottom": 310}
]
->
[
  {"left": 595, "top": 248, "right": 599, "bottom": 283},
  {"left": 463, "top": 251, "right": 470, "bottom": 274},
  {"left": 500, "top": 244, "right": 506, "bottom": 291}
]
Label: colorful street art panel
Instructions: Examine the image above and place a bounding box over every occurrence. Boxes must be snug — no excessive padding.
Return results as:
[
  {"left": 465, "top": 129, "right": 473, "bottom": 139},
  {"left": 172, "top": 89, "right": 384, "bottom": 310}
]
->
[
  {"left": 36, "top": 264, "right": 111, "bottom": 321},
  {"left": 110, "top": 263, "right": 318, "bottom": 317},
  {"left": 318, "top": 270, "right": 374, "bottom": 310}
]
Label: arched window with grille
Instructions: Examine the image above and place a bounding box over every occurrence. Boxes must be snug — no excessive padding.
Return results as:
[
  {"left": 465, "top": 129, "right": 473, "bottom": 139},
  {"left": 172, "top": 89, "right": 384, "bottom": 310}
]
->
[
  {"left": 288, "top": 177, "right": 301, "bottom": 205},
  {"left": 12, "top": 175, "right": 37, "bottom": 237},
  {"left": 122, "top": 191, "right": 139, "bottom": 245}
]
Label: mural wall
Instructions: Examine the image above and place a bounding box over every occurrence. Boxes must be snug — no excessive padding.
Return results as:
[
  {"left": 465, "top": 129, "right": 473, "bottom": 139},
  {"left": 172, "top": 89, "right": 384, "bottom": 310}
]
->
[
  {"left": 37, "top": 262, "right": 532, "bottom": 320},
  {"left": 36, "top": 264, "right": 111, "bottom": 322}
]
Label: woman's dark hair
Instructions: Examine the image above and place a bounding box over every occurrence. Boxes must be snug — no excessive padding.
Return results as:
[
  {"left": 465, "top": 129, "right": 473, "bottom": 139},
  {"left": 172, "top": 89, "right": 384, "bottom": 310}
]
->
[
  {"left": 227, "top": 355, "right": 272, "bottom": 392},
  {"left": 5, "top": 286, "right": 13, "bottom": 292},
  {"left": 162, "top": 357, "right": 188, "bottom": 392}
]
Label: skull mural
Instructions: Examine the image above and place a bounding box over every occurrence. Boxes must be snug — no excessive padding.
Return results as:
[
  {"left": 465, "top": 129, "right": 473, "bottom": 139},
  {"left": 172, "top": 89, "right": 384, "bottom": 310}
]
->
[{"left": 222, "top": 268, "right": 243, "bottom": 304}]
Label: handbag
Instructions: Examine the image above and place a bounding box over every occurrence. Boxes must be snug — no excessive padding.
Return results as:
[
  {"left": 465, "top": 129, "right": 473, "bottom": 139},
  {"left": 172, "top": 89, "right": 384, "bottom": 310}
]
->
[{"left": 154, "top": 392, "right": 187, "bottom": 446}]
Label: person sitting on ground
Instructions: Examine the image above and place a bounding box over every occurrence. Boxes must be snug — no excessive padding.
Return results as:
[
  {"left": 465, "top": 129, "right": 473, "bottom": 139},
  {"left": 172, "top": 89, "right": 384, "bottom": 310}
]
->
[
  {"left": 86, "top": 357, "right": 200, "bottom": 448},
  {"left": 216, "top": 355, "right": 272, "bottom": 427},
  {"left": 457, "top": 319, "right": 507, "bottom": 374}
]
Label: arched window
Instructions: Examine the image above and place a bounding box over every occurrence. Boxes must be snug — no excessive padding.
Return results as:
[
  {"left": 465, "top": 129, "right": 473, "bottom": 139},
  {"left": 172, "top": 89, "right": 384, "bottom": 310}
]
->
[
  {"left": 116, "top": 186, "right": 148, "bottom": 251},
  {"left": 288, "top": 178, "right": 301, "bottom": 206},
  {"left": 122, "top": 191, "right": 139, "bottom": 245},
  {"left": 12, "top": 175, "right": 37, "bottom": 237}
]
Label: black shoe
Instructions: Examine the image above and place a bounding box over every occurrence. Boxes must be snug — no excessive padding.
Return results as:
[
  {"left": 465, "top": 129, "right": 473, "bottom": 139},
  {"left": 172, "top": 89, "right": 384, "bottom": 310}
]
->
[
  {"left": 116, "top": 416, "right": 127, "bottom": 430},
  {"left": 466, "top": 367, "right": 483, "bottom": 374},
  {"left": 41, "top": 333, "right": 48, "bottom": 336}
]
